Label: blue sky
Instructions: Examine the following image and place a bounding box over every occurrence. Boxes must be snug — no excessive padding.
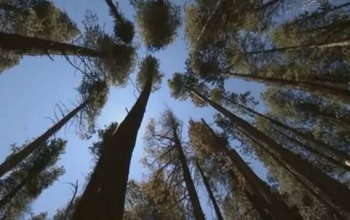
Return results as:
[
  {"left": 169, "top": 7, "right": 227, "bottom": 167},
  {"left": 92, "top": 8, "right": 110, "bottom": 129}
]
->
[{"left": 0, "top": 0, "right": 275, "bottom": 219}]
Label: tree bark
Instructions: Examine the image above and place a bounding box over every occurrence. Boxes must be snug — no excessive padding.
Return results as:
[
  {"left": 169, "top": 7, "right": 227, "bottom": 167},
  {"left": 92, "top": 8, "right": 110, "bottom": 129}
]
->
[
  {"left": 226, "top": 72, "right": 350, "bottom": 100},
  {"left": 0, "top": 101, "right": 88, "bottom": 178},
  {"left": 174, "top": 137, "right": 205, "bottom": 220},
  {"left": 0, "top": 32, "right": 106, "bottom": 57},
  {"left": 200, "top": 120, "right": 301, "bottom": 220},
  {"left": 72, "top": 71, "right": 154, "bottom": 220},
  {"left": 195, "top": 160, "right": 223, "bottom": 220},
  {"left": 245, "top": 38, "right": 350, "bottom": 55},
  {"left": 192, "top": 90, "right": 350, "bottom": 213},
  {"left": 236, "top": 102, "right": 350, "bottom": 170}
]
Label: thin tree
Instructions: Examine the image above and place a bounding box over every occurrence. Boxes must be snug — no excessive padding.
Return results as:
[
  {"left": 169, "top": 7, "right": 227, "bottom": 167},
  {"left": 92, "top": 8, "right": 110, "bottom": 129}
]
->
[{"left": 0, "top": 80, "right": 108, "bottom": 178}]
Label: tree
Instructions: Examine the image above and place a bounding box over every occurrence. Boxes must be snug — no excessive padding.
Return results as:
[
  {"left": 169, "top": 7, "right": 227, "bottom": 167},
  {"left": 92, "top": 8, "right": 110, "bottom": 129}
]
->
[
  {"left": 73, "top": 55, "right": 162, "bottom": 220},
  {"left": 0, "top": 0, "right": 79, "bottom": 73},
  {"left": 143, "top": 109, "right": 206, "bottom": 220},
  {"left": 168, "top": 73, "right": 350, "bottom": 213},
  {"left": 194, "top": 160, "right": 223, "bottom": 220},
  {"left": 0, "top": 79, "right": 108, "bottom": 178},
  {"left": 104, "top": 0, "right": 134, "bottom": 44},
  {"left": 0, "top": 139, "right": 65, "bottom": 220},
  {"left": 131, "top": 0, "right": 181, "bottom": 51},
  {"left": 189, "top": 119, "right": 302, "bottom": 220}
]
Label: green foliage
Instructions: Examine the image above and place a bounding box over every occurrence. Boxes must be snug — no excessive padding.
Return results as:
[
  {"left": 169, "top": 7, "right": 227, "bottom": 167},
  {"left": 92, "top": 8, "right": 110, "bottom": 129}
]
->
[
  {"left": 0, "top": 139, "right": 65, "bottom": 219},
  {"left": 136, "top": 55, "right": 163, "bottom": 91},
  {"left": 77, "top": 78, "right": 109, "bottom": 136},
  {"left": 132, "top": 0, "right": 181, "bottom": 51}
]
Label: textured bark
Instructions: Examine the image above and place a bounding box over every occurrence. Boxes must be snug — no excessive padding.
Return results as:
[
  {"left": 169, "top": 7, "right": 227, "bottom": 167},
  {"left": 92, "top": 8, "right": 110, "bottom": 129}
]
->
[
  {"left": 226, "top": 72, "right": 350, "bottom": 100},
  {"left": 245, "top": 38, "right": 350, "bottom": 55},
  {"left": 0, "top": 101, "right": 87, "bottom": 178},
  {"left": 237, "top": 103, "right": 350, "bottom": 170},
  {"left": 192, "top": 90, "right": 350, "bottom": 213},
  {"left": 72, "top": 71, "right": 154, "bottom": 220},
  {"left": 0, "top": 32, "right": 106, "bottom": 57},
  {"left": 174, "top": 137, "right": 205, "bottom": 220},
  {"left": 200, "top": 120, "right": 300, "bottom": 220},
  {"left": 195, "top": 160, "right": 223, "bottom": 220}
]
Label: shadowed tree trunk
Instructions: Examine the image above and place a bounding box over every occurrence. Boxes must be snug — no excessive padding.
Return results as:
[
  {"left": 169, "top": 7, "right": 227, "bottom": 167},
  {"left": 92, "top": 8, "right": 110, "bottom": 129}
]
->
[
  {"left": 173, "top": 132, "right": 206, "bottom": 220},
  {"left": 235, "top": 102, "right": 350, "bottom": 170},
  {"left": 72, "top": 71, "right": 154, "bottom": 220},
  {"left": 226, "top": 72, "right": 350, "bottom": 100},
  {"left": 200, "top": 120, "right": 301, "bottom": 220},
  {"left": 245, "top": 38, "right": 350, "bottom": 55},
  {"left": 195, "top": 160, "right": 223, "bottom": 220},
  {"left": 191, "top": 90, "right": 350, "bottom": 213},
  {"left": 0, "top": 32, "right": 106, "bottom": 57},
  {"left": 0, "top": 101, "right": 88, "bottom": 178}
]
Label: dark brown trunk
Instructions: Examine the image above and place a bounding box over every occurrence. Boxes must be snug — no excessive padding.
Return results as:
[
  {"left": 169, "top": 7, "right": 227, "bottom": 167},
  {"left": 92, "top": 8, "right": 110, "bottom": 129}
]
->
[
  {"left": 244, "top": 38, "right": 350, "bottom": 55},
  {"left": 0, "top": 101, "right": 88, "bottom": 178},
  {"left": 246, "top": 133, "right": 347, "bottom": 220},
  {"left": 237, "top": 103, "right": 350, "bottom": 170},
  {"left": 195, "top": 160, "right": 223, "bottom": 220},
  {"left": 226, "top": 169, "right": 272, "bottom": 220},
  {"left": 0, "top": 32, "right": 106, "bottom": 57},
  {"left": 104, "top": 0, "right": 123, "bottom": 22},
  {"left": 72, "top": 71, "right": 154, "bottom": 220},
  {"left": 192, "top": 90, "right": 350, "bottom": 213},
  {"left": 174, "top": 138, "right": 205, "bottom": 220},
  {"left": 226, "top": 72, "right": 350, "bottom": 100}
]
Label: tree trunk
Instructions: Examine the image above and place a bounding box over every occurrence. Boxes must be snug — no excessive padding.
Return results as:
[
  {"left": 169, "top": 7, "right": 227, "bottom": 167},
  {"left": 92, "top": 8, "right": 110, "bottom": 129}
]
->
[
  {"left": 174, "top": 137, "right": 206, "bottom": 220},
  {"left": 104, "top": 0, "right": 123, "bottom": 22},
  {"left": 226, "top": 72, "right": 350, "bottom": 100},
  {"left": 192, "top": 90, "right": 350, "bottom": 213},
  {"left": 72, "top": 71, "right": 154, "bottom": 220},
  {"left": 200, "top": 120, "right": 301, "bottom": 220},
  {"left": 0, "top": 32, "right": 106, "bottom": 57},
  {"left": 226, "top": 168, "right": 272, "bottom": 220},
  {"left": 195, "top": 160, "right": 223, "bottom": 220},
  {"left": 245, "top": 38, "right": 350, "bottom": 55},
  {"left": 236, "top": 102, "right": 350, "bottom": 170},
  {"left": 0, "top": 101, "right": 88, "bottom": 178}
]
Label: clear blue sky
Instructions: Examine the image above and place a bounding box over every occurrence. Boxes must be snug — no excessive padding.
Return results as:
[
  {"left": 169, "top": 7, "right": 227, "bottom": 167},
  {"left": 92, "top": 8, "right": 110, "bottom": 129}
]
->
[{"left": 0, "top": 0, "right": 275, "bottom": 219}]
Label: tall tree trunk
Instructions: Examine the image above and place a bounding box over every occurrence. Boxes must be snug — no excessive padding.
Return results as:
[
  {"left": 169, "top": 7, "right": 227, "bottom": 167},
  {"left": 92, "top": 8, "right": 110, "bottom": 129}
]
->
[
  {"left": 226, "top": 72, "right": 350, "bottom": 100},
  {"left": 226, "top": 168, "right": 272, "bottom": 220},
  {"left": 0, "top": 101, "right": 88, "bottom": 178},
  {"left": 104, "top": 0, "right": 123, "bottom": 22},
  {"left": 174, "top": 136, "right": 206, "bottom": 220},
  {"left": 245, "top": 38, "right": 350, "bottom": 55},
  {"left": 192, "top": 90, "right": 350, "bottom": 213},
  {"left": 236, "top": 102, "right": 350, "bottom": 170},
  {"left": 200, "top": 120, "right": 301, "bottom": 220},
  {"left": 0, "top": 32, "right": 106, "bottom": 57},
  {"left": 195, "top": 160, "right": 223, "bottom": 220},
  {"left": 72, "top": 72, "right": 154, "bottom": 220}
]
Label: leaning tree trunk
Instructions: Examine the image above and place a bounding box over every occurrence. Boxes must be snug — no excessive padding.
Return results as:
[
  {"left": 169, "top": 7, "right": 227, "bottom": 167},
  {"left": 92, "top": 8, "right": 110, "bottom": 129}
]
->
[
  {"left": 192, "top": 90, "right": 350, "bottom": 213},
  {"left": 104, "top": 0, "right": 123, "bottom": 22},
  {"left": 0, "top": 32, "right": 106, "bottom": 57},
  {"left": 195, "top": 160, "right": 223, "bottom": 220},
  {"left": 200, "top": 120, "right": 301, "bottom": 220},
  {"left": 236, "top": 102, "right": 350, "bottom": 170},
  {"left": 0, "top": 101, "right": 88, "bottom": 178},
  {"left": 245, "top": 38, "right": 350, "bottom": 55},
  {"left": 226, "top": 72, "right": 350, "bottom": 100},
  {"left": 174, "top": 136, "right": 206, "bottom": 220},
  {"left": 72, "top": 72, "right": 154, "bottom": 220}
]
